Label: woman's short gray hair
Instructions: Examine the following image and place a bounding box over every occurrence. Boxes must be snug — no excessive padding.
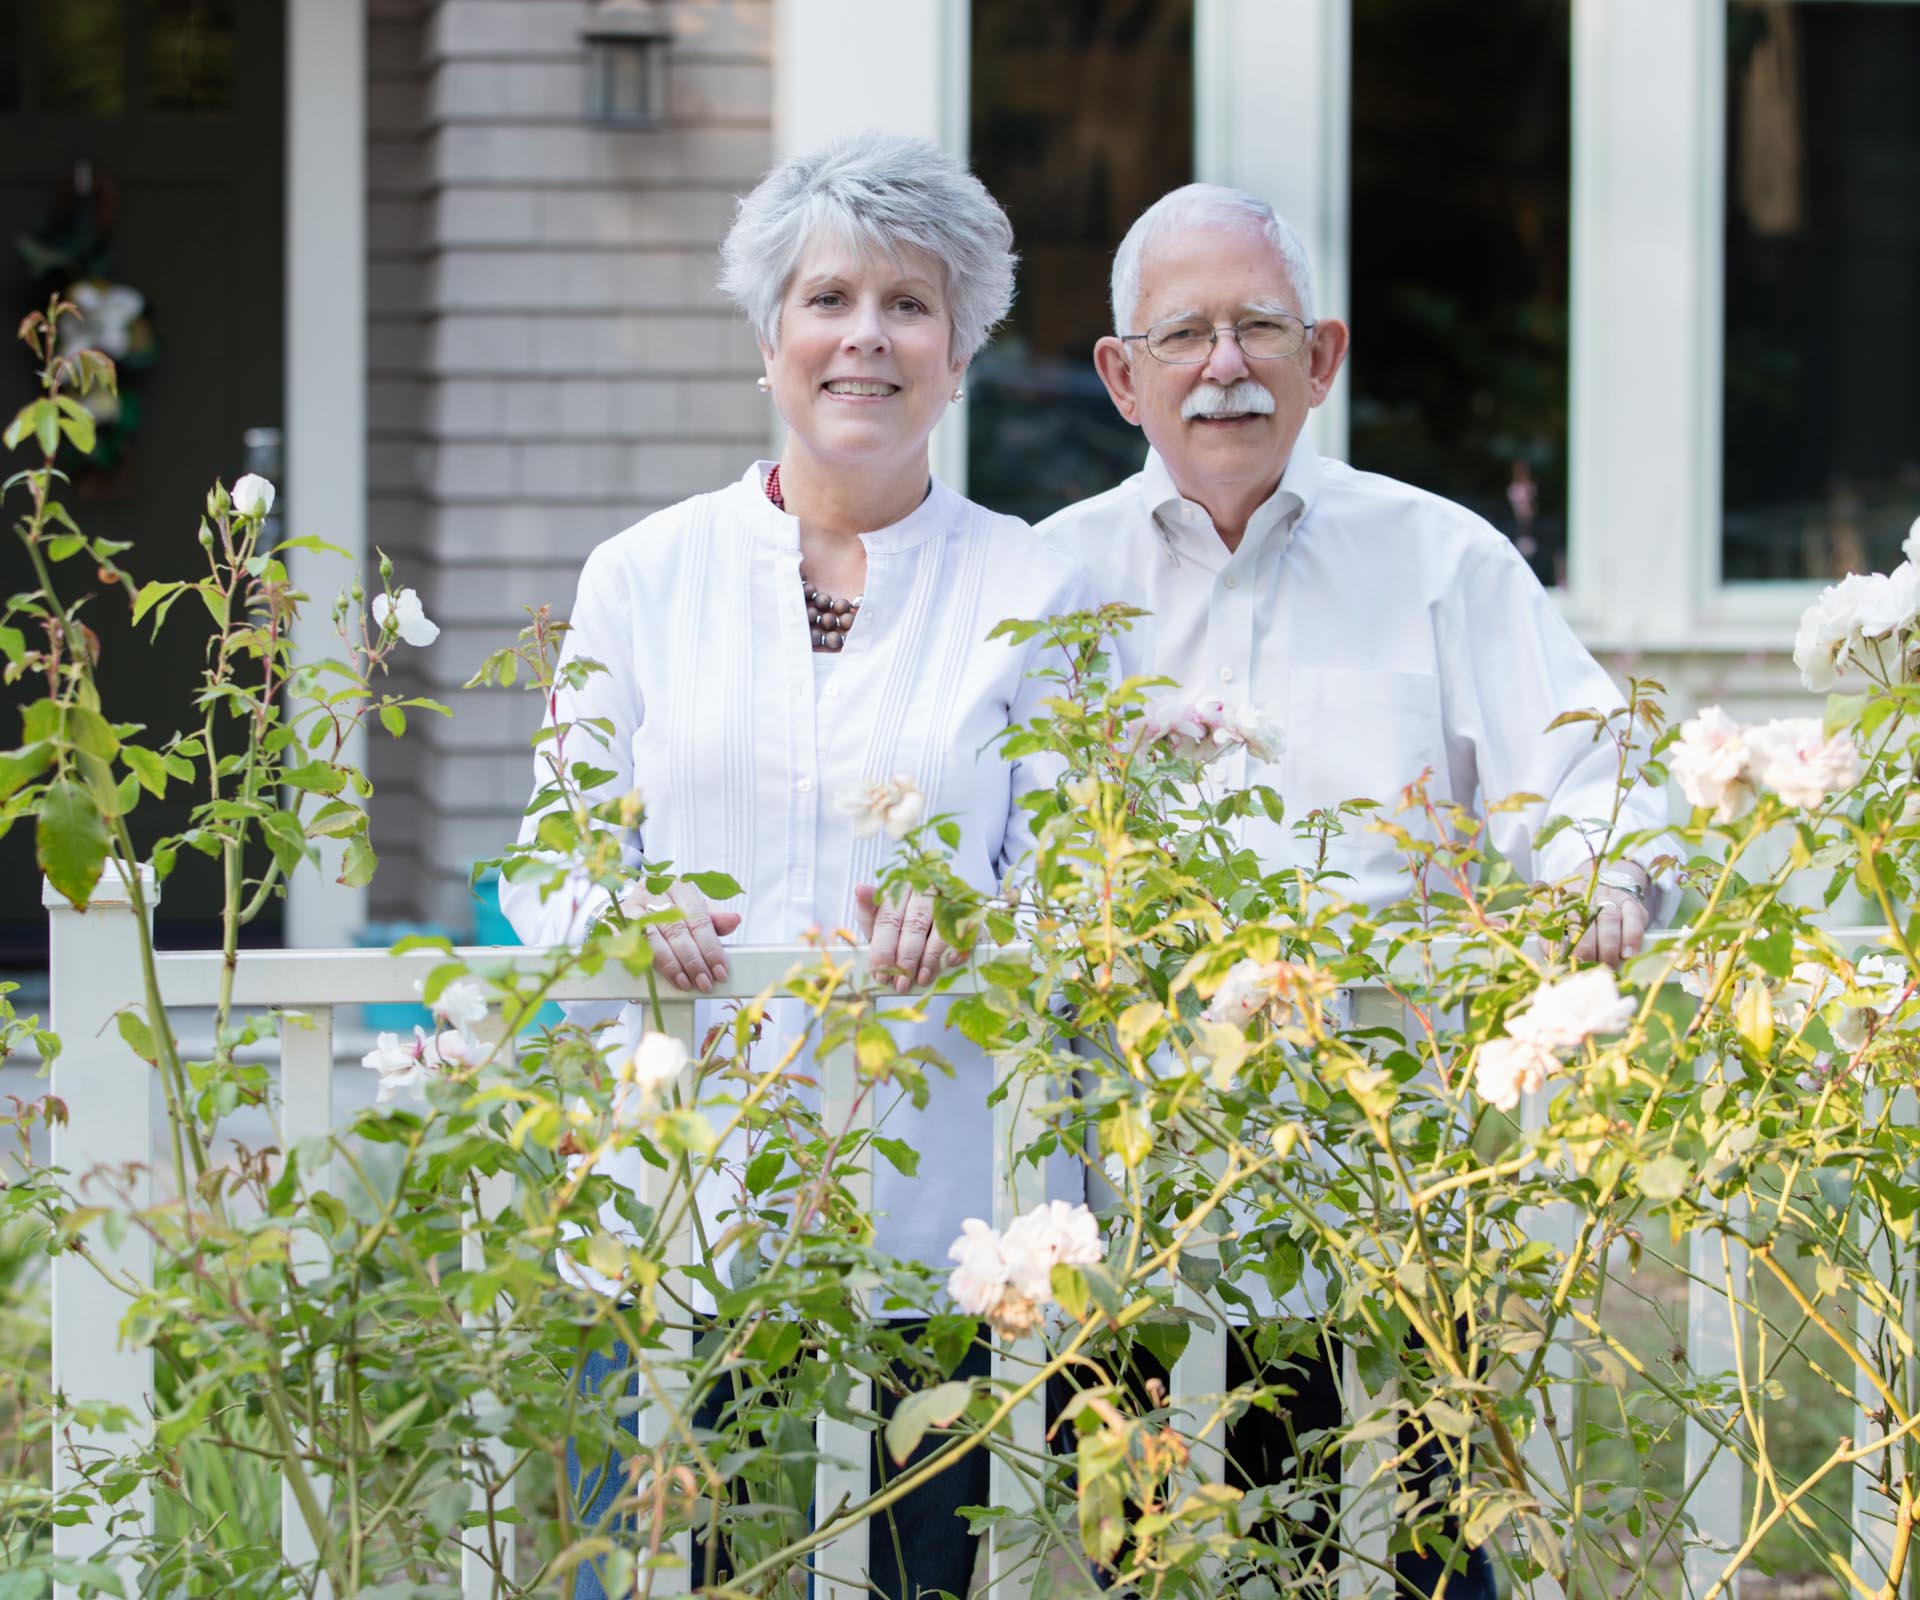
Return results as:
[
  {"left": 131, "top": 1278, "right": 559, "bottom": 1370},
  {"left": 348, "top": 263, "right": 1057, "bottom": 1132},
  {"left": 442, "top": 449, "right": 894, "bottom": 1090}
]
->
[
  {"left": 718, "top": 131, "right": 1017, "bottom": 365},
  {"left": 1110, "top": 183, "right": 1317, "bottom": 335}
]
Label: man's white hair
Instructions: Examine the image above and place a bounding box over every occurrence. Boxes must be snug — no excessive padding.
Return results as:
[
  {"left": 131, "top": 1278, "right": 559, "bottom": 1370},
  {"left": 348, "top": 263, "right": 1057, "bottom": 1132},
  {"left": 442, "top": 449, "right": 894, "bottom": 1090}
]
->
[
  {"left": 719, "top": 130, "right": 1017, "bottom": 365},
  {"left": 1109, "top": 183, "right": 1317, "bottom": 336}
]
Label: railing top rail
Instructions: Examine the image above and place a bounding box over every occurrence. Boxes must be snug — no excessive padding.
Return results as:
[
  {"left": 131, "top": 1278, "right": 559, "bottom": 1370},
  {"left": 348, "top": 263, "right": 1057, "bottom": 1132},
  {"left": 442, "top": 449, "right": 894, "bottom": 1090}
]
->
[{"left": 141, "top": 927, "right": 1898, "bottom": 1010}]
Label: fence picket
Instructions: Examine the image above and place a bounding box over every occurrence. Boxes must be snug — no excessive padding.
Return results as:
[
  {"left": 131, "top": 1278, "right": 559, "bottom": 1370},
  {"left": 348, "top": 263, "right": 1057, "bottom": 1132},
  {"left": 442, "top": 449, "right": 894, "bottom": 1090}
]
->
[
  {"left": 814, "top": 1027, "right": 873, "bottom": 1600},
  {"left": 1682, "top": 1055, "right": 1748, "bottom": 1598},
  {"left": 1517, "top": 1079, "right": 1576, "bottom": 1598},
  {"left": 1851, "top": 1086, "right": 1916, "bottom": 1591},
  {"left": 45, "top": 868, "right": 155, "bottom": 1600},
  {"left": 643, "top": 998, "right": 702, "bottom": 1596},
  {"left": 278, "top": 1005, "right": 335, "bottom": 1599},
  {"left": 463, "top": 1018, "right": 518, "bottom": 1600},
  {"left": 986, "top": 1048, "right": 1050, "bottom": 1593}
]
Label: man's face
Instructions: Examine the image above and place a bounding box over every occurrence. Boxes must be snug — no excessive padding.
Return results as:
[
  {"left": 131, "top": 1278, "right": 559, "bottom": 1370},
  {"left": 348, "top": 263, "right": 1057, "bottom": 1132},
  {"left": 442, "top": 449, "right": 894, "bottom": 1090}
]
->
[{"left": 1093, "top": 224, "right": 1349, "bottom": 503}]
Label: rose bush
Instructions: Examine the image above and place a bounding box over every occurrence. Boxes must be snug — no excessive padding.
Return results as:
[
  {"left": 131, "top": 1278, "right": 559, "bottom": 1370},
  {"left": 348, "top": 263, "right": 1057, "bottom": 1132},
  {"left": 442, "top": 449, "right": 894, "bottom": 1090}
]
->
[{"left": 1, "top": 297, "right": 1918, "bottom": 1598}]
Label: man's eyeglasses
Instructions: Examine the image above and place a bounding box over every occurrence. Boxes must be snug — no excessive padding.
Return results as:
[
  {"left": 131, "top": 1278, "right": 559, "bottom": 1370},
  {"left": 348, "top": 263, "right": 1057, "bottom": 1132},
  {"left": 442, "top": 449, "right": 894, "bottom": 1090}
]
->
[{"left": 1121, "top": 313, "right": 1316, "bottom": 365}]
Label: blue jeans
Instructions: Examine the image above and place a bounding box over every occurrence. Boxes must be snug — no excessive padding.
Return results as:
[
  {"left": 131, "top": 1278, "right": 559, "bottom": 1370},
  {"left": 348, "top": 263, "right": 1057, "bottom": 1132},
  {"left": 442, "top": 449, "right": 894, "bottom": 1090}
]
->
[{"left": 566, "top": 1331, "right": 992, "bottom": 1600}]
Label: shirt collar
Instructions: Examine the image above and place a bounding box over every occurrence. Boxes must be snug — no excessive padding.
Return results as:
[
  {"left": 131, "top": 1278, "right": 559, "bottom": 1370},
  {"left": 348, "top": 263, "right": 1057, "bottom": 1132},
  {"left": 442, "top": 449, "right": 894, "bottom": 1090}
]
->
[
  {"left": 738, "top": 462, "right": 953, "bottom": 556},
  {"left": 1137, "top": 435, "right": 1323, "bottom": 568}
]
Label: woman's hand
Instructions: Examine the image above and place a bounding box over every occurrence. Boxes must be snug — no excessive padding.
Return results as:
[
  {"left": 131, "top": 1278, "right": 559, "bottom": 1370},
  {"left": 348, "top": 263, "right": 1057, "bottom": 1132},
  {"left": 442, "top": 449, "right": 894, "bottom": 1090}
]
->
[
  {"left": 856, "top": 884, "right": 966, "bottom": 994},
  {"left": 624, "top": 881, "right": 742, "bottom": 993}
]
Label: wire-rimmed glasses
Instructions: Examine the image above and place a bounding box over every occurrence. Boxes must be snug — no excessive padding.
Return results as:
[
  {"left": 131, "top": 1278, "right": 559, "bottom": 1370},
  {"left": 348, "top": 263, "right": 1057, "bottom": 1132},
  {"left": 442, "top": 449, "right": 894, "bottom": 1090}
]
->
[{"left": 1121, "top": 312, "right": 1316, "bottom": 364}]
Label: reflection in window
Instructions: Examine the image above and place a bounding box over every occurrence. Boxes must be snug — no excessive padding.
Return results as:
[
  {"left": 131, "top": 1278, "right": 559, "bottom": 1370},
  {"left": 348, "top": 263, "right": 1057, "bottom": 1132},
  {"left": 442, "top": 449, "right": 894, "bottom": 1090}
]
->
[
  {"left": 1349, "top": 0, "right": 1571, "bottom": 587},
  {"left": 148, "top": 0, "right": 236, "bottom": 112},
  {"left": 1723, "top": 2, "right": 1920, "bottom": 582},
  {"left": 966, "top": 0, "right": 1193, "bottom": 523},
  {"left": 35, "top": 0, "right": 127, "bottom": 116}
]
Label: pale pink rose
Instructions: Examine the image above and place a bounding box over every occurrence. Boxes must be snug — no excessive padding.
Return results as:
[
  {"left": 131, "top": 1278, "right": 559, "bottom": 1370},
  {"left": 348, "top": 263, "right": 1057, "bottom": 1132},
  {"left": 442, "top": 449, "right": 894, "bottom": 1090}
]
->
[
  {"left": 1793, "top": 572, "right": 1878, "bottom": 691},
  {"left": 1218, "top": 703, "right": 1285, "bottom": 763},
  {"left": 1000, "top": 1200, "right": 1102, "bottom": 1301},
  {"left": 360, "top": 1026, "right": 434, "bottom": 1103},
  {"left": 1746, "top": 718, "right": 1862, "bottom": 809},
  {"left": 1142, "top": 693, "right": 1221, "bottom": 762},
  {"left": 417, "top": 974, "right": 488, "bottom": 1030},
  {"left": 1473, "top": 1035, "right": 1556, "bottom": 1113},
  {"left": 1670, "top": 706, "right": 1757, "bottom": 822},
  {"left": 1203, "top": 958, "right": 1283, "bottom": 1026},
  {"left": 1506, "top": 968, "right": 1636, "bottom": 1052},
  {"left": 1856, "top": 564, "right": 1920, "bottom": 641}
]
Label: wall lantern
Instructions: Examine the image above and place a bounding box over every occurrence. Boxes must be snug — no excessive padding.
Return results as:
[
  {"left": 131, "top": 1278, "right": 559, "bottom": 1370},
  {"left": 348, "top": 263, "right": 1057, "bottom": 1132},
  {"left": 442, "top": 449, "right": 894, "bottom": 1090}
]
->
[{"left": 582, "top": 0, "right": 672, "bottom": 128}]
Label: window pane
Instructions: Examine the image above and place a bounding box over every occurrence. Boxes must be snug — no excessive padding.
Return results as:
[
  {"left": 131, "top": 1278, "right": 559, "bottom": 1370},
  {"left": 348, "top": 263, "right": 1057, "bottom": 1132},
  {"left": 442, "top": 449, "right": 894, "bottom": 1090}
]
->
[
  {"left": 34, "top": 0, "right": 127, "bottom": 116},
  {"left": 1722, "top": 1, "right": 1920, "bottom": 582},
  {"left": 147, "top": 0, "right": 236, "bottom": 113},
  {"left": 966, "top": 0, "right": 1193, "bottom": 523},
  {"left": 1349, "top": 0, "right": 1571, "bottom": 587}
]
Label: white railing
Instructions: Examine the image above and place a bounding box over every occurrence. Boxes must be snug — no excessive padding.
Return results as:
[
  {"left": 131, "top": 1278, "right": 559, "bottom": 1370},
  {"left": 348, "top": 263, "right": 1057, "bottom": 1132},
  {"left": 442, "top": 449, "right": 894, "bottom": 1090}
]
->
[{"left": 38, "top": 868, "right": 1913, "bottom": 1599}]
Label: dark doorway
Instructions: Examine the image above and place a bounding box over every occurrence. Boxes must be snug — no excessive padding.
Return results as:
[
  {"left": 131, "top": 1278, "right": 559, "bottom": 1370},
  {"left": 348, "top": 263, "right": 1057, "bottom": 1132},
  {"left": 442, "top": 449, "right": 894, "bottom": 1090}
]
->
[{"left": 0, "top": 0, "right": 287, "bottom": 963}]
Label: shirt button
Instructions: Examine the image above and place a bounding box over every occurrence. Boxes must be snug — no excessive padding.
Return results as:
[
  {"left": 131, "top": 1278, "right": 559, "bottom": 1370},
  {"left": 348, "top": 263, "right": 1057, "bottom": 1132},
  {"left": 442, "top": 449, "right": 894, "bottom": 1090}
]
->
[
  {"left": 825, "top": 682, "right": 840, "bottom": 698},
  {"left": 1181, "top": 506, "right": 1196, "bottom": 524},
  {"left": 1219, "top": 667, "right": 1235, "bottom": 684},
  {"left": 1223, "top": 575, "right": 1239, "bottom": 590},
  {"left": 797, "top": 776, "right": 814, "bottom": 793}
]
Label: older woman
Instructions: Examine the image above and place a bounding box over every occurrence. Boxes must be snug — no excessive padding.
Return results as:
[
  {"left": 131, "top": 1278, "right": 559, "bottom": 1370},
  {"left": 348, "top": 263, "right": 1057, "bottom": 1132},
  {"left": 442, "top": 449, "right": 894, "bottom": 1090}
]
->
[{"left": 502, "top": 132, "right": 1089, "bottom": 1600}]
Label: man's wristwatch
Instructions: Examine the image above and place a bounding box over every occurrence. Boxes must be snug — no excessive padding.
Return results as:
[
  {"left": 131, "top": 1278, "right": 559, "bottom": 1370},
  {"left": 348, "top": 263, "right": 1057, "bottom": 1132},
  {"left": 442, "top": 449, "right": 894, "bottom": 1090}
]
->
[{"left": 1595, "top": 865, "right": 1648, "bottom": 904}]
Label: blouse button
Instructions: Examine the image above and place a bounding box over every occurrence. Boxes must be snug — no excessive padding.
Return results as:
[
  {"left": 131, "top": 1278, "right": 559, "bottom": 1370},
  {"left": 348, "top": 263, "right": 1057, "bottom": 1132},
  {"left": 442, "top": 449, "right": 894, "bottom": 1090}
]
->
[
  {"left": 825, "top": 681, "right": 840, "bottom": 697},
  {"left": 1223, "top": 574, "right": 1239, "bottom": 590},
  {"left": 797, "top": 776, "right": 814, "bottom": 793},
  {"left": 1218, "top": 667, "right": 1235, "bottom": 684}
]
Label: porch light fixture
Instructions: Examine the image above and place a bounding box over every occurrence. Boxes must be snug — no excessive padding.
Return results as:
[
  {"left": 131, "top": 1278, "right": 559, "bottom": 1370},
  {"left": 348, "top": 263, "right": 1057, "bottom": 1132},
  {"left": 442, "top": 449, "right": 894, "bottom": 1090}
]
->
[{"left": 582, "top": 0, "right": 672, "bottom": 128}]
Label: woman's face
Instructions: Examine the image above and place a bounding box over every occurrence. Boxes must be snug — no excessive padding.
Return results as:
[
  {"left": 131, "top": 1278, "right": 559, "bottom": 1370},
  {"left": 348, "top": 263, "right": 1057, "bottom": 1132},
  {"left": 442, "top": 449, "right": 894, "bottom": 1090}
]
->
[{"left": 762, "top": 238, "right": 965, "bottom": 475}]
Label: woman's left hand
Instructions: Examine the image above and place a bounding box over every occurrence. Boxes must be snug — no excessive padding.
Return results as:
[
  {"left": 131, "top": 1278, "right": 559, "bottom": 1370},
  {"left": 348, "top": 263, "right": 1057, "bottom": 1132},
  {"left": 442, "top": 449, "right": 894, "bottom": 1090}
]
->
[{"left": 856, "top": 884, "right": 965, "bottom": 994}]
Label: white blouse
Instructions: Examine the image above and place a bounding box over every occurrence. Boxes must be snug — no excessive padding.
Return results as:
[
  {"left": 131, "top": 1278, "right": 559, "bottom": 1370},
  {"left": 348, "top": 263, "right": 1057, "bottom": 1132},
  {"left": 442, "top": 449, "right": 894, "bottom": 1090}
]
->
[{"left": 502, "top": 464, "right": 1093, "bottom": 1296}]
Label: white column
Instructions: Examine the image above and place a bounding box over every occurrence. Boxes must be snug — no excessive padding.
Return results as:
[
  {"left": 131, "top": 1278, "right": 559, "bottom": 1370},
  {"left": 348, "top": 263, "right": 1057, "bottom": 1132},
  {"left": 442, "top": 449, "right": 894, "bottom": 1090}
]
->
[
  {"left": 1564, "top": 0, "right": 1721, "bottom": 637},
  {"left": 285, "top": 0, "right": 368, "bottom": 949},
  {"left": 773, "top": 0, "right": 970, "bottom": 488},
  {"left": 1194, "top": 0, "right": 1351, "bottom": 459},
  {"left": 45, "top": 865, "right": 156, "bottom": 1600}
]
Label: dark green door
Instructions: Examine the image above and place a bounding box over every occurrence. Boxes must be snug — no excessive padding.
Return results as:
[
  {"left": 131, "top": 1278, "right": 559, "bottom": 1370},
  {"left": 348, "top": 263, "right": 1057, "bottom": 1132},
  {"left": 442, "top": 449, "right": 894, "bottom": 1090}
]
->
[{"left": 0, "top": 0, "right": 287, "bottom": 960}]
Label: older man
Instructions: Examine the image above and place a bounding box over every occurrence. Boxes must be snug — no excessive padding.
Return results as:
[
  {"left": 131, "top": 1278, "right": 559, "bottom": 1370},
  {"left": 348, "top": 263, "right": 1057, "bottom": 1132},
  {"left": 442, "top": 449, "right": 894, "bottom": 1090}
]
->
[
  {"left": 1040, "top": 183, "right": 1666, "bottom": 957},
  {"left": 1038, "top": 185, "right": 1669, "bottom": 1596}
]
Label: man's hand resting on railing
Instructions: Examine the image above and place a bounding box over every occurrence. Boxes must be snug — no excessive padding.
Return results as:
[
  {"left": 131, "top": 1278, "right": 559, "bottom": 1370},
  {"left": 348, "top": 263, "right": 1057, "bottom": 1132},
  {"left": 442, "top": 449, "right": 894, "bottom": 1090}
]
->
[
  {"left": 856, "top": 883, "right": 966, "bottom": 995},
  {"left": 622, "top": 880, "right": 741, "bottom": 993},
  {"left": 1574, "top": 862, "right": 1652, "bottom": 970}
]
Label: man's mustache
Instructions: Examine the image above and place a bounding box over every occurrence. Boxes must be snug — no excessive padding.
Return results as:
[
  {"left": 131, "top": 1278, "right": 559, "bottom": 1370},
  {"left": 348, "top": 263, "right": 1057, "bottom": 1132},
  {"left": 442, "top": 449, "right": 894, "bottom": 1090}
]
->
[{"left": 1181, "top": 381, "right": 1275, "bottom": 420}]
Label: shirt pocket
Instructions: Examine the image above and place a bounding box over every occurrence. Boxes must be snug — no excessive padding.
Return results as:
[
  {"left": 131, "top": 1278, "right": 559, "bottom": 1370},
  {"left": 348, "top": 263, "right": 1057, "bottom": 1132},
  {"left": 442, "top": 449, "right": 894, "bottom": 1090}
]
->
[{"left": 1286, "top": 667, "right": 1446, "bottom": 862}]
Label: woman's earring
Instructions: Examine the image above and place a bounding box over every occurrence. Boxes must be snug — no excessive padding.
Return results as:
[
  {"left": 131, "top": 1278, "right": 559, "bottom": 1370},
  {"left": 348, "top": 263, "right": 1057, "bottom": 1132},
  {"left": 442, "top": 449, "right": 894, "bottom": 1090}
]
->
[
  {"left": 756, "top": 376, "right": 771, "bottom": 394},
  {"left": 951, "top": 385, "right": 965, "bottom": 402}
]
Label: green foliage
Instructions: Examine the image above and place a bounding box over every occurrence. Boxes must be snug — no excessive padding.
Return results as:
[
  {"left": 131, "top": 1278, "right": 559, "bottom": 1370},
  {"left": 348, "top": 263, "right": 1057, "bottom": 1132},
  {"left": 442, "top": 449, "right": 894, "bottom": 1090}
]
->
[{"left": 3, "top": 294, "right": 1919, "bottom": 1599}]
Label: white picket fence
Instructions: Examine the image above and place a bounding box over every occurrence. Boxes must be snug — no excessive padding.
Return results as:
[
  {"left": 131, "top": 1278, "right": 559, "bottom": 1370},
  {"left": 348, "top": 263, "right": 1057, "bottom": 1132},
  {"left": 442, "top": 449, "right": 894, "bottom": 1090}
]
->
[{"left": 38, "top": 867, "right": 1913, "bottom": 1599}]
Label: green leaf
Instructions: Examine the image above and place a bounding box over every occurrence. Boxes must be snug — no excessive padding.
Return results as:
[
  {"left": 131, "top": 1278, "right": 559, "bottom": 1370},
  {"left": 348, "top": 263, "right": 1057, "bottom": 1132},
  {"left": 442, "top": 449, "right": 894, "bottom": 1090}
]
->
[
  {"left": 870, "top": 1134, "right": 921, "bottom": 1177},
  {"left": 379, "top": 704, "right": 405, "bottom": 737},
  {"left": 1635, "top": 1155, "right": 1691, "bottom": 1202},
  {"left": 37, "top": 778, "right": 110, "bottom": 909},
  {"left": 885, "top": 1379, "right": 971, "bottom": 1466},
  {"left": 339, "top": 836, "right": 377, "bottom": 888},
  {"left": 283, "top": 761, "right": 347, "bottom": 795},
  {"left": 0, "top": 743, "right": 52, "bottom": 801},
  {"left": 682, "top": 869, "right": 742, "bottom": 900},
  {"left": 116, "top": 1010, "right": 156, "bottom": 1063},
  {"left": 121, "top": 745, "right": 168, "bottom": 798},
  {"left": 130, "top": 580, "right": 183, "bottom": 626},
  {"left": 0, "top": 626, "right": 23, "bottom": 664}
]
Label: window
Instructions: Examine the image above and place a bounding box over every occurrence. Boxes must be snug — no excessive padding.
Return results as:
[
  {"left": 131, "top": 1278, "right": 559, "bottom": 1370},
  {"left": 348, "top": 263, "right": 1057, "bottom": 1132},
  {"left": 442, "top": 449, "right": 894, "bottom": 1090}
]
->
[
  {"left": 1722, "top": 0, "right": 1920, "bottom": 582},
  {"left": 1348, "top": 0, "right": 1572, "bottom": 587},
  {"left": 965, "top": 0, "right": 1194, "bottom": 523}
]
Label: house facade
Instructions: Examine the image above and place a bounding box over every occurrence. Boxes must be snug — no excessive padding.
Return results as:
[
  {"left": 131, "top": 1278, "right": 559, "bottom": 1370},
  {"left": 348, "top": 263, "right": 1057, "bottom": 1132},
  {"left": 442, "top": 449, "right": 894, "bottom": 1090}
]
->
[{"left": 1, "top": 0, "right": 1912, "bottom": 951}]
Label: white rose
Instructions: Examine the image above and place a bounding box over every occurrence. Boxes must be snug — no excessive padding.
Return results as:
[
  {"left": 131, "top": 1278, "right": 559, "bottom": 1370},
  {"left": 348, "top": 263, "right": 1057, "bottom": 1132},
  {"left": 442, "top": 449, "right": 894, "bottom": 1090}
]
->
[
  {"left": 360, "top": 1027, "right": 432, "bottom": 1103},
  {"left": 1856, "top": 564, "right": 1920, "bottom": 641},
  {"left": 1202, "top": 957, "right": 1281, "bottom": 1026},
  {"left": 1000, "top": 1199, "right": 1102, "bottom": 1301},
  {"left": 418, "top": 974, "right": 488, "bottom": 1031},
  {"left": 422, "top": 1029, "right": 479, "bottom": 1071},
  {"left": 1746, "top": 718, "right": 1862, "bottom": 810},
  {"left": 231, "top": 473, "right": 276, "bottom": 519},
  {"left": 1219, "top": 703, "right": 1285, "bottom": 763},
  {"left": 1670, "top": 706, "right": 1756, "bottom": 822},
  {"left": 1142, "top": 693, "right": 1217, "bottom": 762},
  {"left": 612, "top": 1031, "right": 689, "bottom": 1122},
  {"left": 946, "top": 1217, "right": 1014, "bottom": 1318},
  {"left": 833, "top": 774, "right": 925, "bottom": 840},
  {"left": 372, "top": 587, "right": 441, "bottom": 648},
  {"left": 1793, "top": 573, "right": 1876, "bottom": 691},
  {"left": 1906, "top": 516, "right": 1920, "bottom": 570},
  {"left": 1506, "top": 968, "right": 1636, "bottom": 1052},
  {"left": 1473, "top": 1035, "right": 1556, "bottom": 1113}
]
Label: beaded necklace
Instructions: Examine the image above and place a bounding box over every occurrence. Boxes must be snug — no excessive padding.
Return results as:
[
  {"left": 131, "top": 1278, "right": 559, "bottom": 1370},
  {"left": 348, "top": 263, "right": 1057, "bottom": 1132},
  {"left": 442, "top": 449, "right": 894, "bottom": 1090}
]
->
[{"left": 766, "top": 464, "right": 863, "bottom": 653}]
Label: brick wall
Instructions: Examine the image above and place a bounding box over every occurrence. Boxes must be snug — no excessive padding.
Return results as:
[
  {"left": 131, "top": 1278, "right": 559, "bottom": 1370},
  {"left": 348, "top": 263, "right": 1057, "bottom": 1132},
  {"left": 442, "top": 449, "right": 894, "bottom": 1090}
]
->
[{"left": 369, "top": 0, "right": 773, "bottom": 926}]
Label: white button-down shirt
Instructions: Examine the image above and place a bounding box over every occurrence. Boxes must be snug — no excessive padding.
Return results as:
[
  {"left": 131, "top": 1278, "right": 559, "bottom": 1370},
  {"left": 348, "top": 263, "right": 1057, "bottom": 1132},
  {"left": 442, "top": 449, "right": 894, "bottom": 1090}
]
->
[
  {"left": 504, "top": 465, "right": 1091, "bottom": 1298},
  {"left": 1039, "top": 442, "right": 1670, "bottom": 910}
]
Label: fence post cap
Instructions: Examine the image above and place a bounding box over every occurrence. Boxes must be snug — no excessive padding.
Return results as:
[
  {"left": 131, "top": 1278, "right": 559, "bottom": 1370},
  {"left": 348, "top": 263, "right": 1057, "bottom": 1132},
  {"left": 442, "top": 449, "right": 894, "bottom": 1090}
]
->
[{"left": 41, "top": 860, "right": 161, "bottom": 910}]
